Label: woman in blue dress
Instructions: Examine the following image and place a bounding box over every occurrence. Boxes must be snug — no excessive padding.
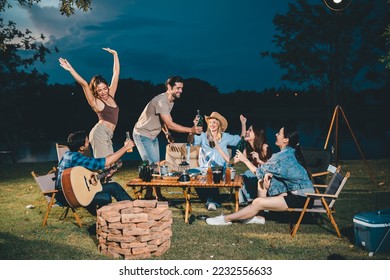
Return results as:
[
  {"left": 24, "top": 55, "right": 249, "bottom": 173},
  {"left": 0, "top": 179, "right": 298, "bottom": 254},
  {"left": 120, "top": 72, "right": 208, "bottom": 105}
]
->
[{"left": 191, "top": 112, "right": 244, "bottom": 211}]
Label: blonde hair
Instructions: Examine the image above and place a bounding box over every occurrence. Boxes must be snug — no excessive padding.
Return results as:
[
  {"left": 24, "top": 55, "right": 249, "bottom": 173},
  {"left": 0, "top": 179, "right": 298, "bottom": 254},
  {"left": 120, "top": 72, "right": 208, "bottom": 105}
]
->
[{"left": 206, "top": 121, "right": 223, "bottom": 142}]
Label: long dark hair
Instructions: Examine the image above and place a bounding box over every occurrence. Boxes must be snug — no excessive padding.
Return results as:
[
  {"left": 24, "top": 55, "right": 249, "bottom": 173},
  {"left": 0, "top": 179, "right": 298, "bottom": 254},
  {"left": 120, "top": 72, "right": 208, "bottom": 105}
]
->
[
  {"left": 245, "top": 124, "right": 272, "bottom": 165},
  {"left": 283, "top": 127, "right": 312, "bottom": 179}
]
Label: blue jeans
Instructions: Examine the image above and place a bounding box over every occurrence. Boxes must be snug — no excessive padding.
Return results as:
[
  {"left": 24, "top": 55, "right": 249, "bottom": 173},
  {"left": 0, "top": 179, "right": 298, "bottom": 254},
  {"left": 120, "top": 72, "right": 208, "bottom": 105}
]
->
[
  {"left": 195, "top": 188, "right": 221, "bottom": 207},
  {"left": 86, "top": 182, "right": 132, "bottom": 215},
  {"left": 132, "top": 132, "right": 160, "bottom": 164},
  {"left": 239, "top": 170, "right": 258, "bottom": 203},
  {"left": 194, "top": 168, "right": 222, "bottom": 208}
]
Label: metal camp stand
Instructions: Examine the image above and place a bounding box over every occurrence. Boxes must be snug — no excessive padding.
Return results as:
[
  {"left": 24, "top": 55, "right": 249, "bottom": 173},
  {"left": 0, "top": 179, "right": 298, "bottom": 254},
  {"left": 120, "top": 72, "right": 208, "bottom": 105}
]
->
[{"left": 324, "top": 105, "right": 376, "bottom": 183}]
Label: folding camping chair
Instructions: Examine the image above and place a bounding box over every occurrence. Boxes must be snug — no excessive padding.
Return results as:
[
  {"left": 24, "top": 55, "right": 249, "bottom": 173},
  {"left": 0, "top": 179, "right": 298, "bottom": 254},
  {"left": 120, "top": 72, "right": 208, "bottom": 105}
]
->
[
  {"left": 56, "top": 143, "right": 69, "bottom": 162},
  {"left": 164, "top": 143, "right": 200, "bottom": 171},
  {"left": 31, "top": 167, "right": 82, "bottom": 228},
  {"left": 301, "top": 147, "right": 332, "bottom": 184},
  {"left": 287, "top": 165, "right": 350, "bottom": 238}
]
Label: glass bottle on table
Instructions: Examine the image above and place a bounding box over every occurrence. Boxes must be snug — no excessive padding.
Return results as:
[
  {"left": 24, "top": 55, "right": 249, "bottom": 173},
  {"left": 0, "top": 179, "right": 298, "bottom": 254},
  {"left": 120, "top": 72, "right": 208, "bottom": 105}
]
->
[
  {"left": 206, "top": 164, "right": 213, "bottom": 184},
  {"left": 225, "top": 165, "right": 231, "bottom": 184}
]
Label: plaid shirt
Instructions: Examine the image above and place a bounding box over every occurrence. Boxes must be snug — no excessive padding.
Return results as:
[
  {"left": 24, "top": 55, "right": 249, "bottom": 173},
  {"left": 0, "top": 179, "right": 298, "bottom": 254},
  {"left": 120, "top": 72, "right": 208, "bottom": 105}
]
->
[{"left": 56, "top": 151, "right": 106, "bottom": 189}]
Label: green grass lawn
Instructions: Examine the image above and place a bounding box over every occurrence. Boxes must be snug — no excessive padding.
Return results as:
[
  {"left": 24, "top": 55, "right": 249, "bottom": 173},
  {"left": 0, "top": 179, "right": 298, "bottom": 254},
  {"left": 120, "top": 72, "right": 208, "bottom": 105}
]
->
[{"left": 0, "top": 159, "right": 389, "bottom": 260}]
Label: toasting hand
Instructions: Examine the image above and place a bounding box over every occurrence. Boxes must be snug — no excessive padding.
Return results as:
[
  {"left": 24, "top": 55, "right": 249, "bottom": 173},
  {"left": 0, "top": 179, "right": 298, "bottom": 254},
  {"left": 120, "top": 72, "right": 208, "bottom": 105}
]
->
[{"left": 124, "top": 138, "right": 135, "bottom": 151}]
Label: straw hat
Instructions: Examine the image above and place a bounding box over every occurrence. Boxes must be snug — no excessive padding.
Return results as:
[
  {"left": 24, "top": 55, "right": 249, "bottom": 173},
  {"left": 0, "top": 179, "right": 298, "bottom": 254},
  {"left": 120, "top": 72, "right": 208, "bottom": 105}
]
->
[{"left": 205, "top": 112, "right": 228, "bottom": 132}]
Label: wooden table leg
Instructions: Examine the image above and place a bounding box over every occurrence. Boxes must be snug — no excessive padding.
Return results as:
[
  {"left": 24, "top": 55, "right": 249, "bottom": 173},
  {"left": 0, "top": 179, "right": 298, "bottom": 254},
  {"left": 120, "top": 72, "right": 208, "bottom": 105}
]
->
[
  {"left": 235, "top": 187, "right": 239, "bottom": 212},
  {"left": 152, "top": 186, "right": 158, "bottom": 200},
  {"left": 183, "top": 187, "right": 192, "bottom": 223},
  {"left": 132, "top": 186, "right": 144, "bottom": 199}
]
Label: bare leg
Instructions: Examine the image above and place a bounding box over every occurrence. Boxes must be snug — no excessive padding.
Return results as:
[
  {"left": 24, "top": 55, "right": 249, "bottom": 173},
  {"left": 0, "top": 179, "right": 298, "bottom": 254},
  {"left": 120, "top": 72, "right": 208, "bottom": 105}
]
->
[
  {"left": 224, "top": 196, "right": 288, "bottom": 222},
  {"left": 256, "top": 180, "right": 268, "bottom": 217}
]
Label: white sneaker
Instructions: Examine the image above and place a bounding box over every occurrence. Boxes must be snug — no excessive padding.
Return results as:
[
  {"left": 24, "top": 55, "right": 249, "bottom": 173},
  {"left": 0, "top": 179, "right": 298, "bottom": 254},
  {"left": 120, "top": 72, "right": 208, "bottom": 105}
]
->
[
  {"left": 241, "top": 216, "right": 265, "bottom": 225},
  {"left": 206, "top": 215, "right": 232, "bottom": 225},
  {"left": 207, "top": 203, "right": 217, "bottom": 211}
]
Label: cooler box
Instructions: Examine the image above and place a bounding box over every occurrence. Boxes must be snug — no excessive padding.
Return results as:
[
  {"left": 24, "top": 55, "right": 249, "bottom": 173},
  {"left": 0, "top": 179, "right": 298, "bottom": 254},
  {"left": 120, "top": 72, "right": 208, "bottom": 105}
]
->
[{"left": 353, "top": 209, "right": 390, "bottom": 254}]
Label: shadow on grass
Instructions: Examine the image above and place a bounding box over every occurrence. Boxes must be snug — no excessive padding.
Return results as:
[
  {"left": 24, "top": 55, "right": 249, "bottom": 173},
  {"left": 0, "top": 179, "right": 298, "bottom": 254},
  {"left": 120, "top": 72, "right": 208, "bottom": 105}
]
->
[
  {"left": 0, "top": 232, "right": 105, "bottom": 260},
  {"left": 265, "top": 211, "right": 353, "bottom": 238}
]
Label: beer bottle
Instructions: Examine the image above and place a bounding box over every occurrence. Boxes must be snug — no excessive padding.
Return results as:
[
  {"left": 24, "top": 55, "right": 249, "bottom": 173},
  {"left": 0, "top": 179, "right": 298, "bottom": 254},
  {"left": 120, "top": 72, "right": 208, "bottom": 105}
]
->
[
  {"left": 206, "top": 164, "right": 213, "bottom": 184},
  {"left": 236, "top": 136, "right": 246, "bottom": 152},
  {"left": 187, "top": 109, "right": 203, "bottom": 143},
  {"left": 225, "top": 166, "right": 231, "bottom": 184},
  {"left": 125, "top": 131, "right": 133, "bottom": 152},
  {"left": 195, "top": 109, "right": 203, "bottom": 128}
]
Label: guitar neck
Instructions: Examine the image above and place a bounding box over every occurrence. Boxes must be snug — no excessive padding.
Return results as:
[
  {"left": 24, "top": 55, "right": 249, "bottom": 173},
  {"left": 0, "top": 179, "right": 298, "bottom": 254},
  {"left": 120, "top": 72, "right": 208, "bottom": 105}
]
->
[{"left": 97, "top": 160, "right": 122, "bottom": 180}]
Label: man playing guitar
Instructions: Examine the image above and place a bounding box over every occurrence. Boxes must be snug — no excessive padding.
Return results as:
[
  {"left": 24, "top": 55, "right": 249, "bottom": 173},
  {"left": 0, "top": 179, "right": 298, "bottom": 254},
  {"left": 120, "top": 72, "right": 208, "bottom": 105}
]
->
[{"left": 55, "top": 130, "right": 135, "bottom": 215}]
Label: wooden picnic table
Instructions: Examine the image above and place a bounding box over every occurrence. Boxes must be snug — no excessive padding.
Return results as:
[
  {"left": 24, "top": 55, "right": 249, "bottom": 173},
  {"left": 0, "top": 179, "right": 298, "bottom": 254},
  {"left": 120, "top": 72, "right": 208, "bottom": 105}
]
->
[{"left": 126, "top": 175, "right": 243, "bottom": 223}]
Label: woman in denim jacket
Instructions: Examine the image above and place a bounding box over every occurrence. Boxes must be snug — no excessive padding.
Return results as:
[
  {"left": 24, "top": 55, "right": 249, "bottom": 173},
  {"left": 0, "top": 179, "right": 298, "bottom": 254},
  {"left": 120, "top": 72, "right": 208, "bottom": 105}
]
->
[{"left": 206, "top": 126, "right": 315, "bottom": 225}]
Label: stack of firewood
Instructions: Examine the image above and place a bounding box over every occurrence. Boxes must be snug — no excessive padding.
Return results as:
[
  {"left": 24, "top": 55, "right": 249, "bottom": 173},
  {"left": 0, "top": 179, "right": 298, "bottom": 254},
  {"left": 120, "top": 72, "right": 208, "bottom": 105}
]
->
[{"left": 96, "top": 200, "right": 172, "bottom": 259}]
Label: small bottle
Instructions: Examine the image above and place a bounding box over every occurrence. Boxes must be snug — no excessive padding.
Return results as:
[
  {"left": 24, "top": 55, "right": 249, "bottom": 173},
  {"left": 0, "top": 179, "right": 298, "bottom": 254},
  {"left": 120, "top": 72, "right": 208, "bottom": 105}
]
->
[
  {"left": 206, "top": 165, "right": 213, "bottom": 184},
  {"left": 225, "top": 166, "right": 231, "bottom": 184},
  {"left": 125, "top": 131, "right": 133, "bottom": 152}
]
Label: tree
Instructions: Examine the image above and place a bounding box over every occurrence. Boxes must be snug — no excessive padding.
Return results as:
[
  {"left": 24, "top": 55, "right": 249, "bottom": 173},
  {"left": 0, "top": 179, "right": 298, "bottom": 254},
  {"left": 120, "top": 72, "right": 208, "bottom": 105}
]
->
[
  {"left": 379, "top": 0, "right": 390, "bottom": 69},
  {"left": 0, "top": 0, "right": 93, "bottom": 141},
  {"left": 0, "top": 0, "right": 92, "bottom": 17},
  {"left": 261, "top": 0, "right": 388, "bottom": 107}
]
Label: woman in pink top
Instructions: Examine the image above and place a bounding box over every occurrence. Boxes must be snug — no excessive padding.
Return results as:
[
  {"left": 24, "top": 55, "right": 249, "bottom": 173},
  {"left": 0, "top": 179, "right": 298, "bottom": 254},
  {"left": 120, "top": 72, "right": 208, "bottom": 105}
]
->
[{"left": 59, "top": 48, "right": 120, "bottom": 158}]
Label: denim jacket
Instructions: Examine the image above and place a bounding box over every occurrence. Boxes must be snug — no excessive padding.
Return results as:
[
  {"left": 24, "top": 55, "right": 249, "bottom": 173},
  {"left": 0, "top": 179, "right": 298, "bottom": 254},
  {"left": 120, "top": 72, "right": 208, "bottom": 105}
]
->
[{"left": 255, "top": 146, "right": 314, "bottom": 196}]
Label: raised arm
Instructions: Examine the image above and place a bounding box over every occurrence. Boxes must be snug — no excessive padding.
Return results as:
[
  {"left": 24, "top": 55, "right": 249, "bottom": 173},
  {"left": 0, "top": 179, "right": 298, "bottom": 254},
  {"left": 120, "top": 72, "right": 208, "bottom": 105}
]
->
[
  {"left": 103, "top": 48, "right": 120, "bottom": 98},
  {"left": 105, "top": 139, "right": 135, "bottom": 167},
  {"left": 102, "top": 48, "right": 120, "bottom": 98},
  {"left": 58, "top": 58, "right": 98, "bottom": 110},
  {"left": 240, "top": 114, "right": 247, "bottom": 137}
]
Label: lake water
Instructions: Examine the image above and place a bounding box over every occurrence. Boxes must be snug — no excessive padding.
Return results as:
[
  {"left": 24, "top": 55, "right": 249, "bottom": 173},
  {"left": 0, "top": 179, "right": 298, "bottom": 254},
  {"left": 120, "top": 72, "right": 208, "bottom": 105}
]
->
[{"left": 3, "top": 121, "right": 389, "bottom": 164}]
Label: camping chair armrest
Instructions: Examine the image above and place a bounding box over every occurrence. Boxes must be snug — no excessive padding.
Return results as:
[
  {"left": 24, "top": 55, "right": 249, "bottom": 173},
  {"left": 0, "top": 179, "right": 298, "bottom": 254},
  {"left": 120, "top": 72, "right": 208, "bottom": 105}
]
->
[
  {"left": 313, "top": 184, "right": 327, "bottom": 188},
  {"left": 312, "top": 171, "right": 330, "bottom": 177},
  {"left": 42, "top": 190, "right": 59, "bottom": 195},
  {"left": 306, "top": 193, "right": 337, "bottom": 199}
]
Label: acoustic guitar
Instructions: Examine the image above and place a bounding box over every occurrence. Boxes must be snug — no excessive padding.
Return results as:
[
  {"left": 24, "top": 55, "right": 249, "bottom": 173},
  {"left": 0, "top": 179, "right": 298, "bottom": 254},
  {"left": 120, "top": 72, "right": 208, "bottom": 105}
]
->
[{"left": 61, "top": 160, "right": 122, "bottom": 208}]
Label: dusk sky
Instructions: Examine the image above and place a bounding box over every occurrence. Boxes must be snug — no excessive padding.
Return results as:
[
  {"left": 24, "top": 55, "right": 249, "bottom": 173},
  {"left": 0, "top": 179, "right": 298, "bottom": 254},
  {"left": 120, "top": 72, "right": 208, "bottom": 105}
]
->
[{"left": 5, "top": 0, "right": 296, "bottom": 93}]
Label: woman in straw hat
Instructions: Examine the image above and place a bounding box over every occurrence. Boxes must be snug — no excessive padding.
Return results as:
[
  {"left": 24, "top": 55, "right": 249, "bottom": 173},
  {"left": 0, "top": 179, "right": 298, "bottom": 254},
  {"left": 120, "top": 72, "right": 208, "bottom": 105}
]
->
[{"left": 190, "top": 112, "right": 245, "bottom": 211}]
